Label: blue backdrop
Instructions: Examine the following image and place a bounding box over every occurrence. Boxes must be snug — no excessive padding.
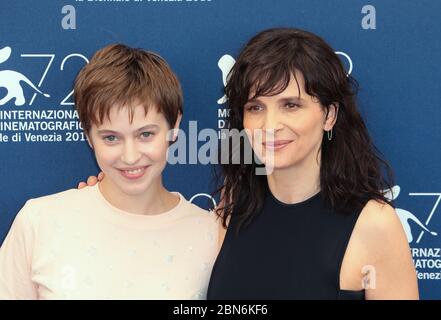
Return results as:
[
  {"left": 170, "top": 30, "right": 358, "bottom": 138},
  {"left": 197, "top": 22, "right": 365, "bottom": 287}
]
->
[{"left": 0, "top": 0, "right": 440, "bottom": 299}]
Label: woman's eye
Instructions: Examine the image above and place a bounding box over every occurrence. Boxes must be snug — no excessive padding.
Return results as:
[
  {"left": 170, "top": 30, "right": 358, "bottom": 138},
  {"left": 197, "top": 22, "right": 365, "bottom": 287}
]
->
[
  {"left": 285, "top": 103, "right": 300, "bottom": 109},
  {"left": 245, "top": 105, "right": 263, "bottom": 112},
  {"left": 104, "top": 135, "right": 117, "bottom": 142},
  {"left": 140, "top": 132, "right": 153, "bottom": 138}
]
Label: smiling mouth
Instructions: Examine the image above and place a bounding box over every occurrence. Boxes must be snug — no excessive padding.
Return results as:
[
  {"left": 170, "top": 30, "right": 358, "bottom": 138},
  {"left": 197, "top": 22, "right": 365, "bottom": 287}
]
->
[
  {"left": 123, "top": 168, "right": 144, "bottom": 174},
  {"left": 262, "top": 140, "right": 293, "bottom": 150},
  {"left": 118, "top": 166, "right": 150, "bottom": 179}
]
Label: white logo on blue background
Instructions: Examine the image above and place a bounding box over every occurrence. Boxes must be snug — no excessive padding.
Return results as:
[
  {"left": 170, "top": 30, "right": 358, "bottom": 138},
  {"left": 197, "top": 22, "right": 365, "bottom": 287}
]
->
[
  {"left": 0, "top": 46, "right": 50, "bottom": 106},
  {"left": 385, "top": 185, "right": 439, "bottom": 244},
  {"left": 216, "top": 51, "right": 354, "bottom": 105},
  {"left": 217, "top": 54, "right": 235, "bottom": 105}
]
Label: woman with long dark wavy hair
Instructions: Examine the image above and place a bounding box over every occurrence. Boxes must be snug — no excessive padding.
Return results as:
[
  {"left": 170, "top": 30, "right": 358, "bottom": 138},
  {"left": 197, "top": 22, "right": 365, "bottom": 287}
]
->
[
  {"left": 78, "top": 28, "right": 418, "bottom": 300},
  {"left": 207, "top": 28, "right": 418, "bottom": 300}
]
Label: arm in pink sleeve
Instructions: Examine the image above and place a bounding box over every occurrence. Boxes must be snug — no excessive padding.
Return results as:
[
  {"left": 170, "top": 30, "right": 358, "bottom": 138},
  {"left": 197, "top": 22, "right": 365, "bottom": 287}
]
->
[{"left": 0, "top": 201, "right": 38, "bottom": 299}]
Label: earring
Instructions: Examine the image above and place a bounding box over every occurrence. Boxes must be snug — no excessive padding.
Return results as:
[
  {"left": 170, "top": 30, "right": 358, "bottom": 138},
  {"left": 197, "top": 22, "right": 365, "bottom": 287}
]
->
[{"left": 327, "top": 129, "right": 333, "bottom": 141}]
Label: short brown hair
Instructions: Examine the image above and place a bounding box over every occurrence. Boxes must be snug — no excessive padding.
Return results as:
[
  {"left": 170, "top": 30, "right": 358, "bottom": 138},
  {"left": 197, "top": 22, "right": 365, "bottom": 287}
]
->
[{"left": 74, "top": 44, "right": 183, "bottom": 133}]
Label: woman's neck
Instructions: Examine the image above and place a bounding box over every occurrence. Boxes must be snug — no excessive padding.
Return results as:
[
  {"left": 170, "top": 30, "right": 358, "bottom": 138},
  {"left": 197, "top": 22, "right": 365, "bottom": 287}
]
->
[
  {"left": 98, "top": 177, "right": 179, "bottom": 215},
  {"left": 267, "top": 157, "right": 321, "bottom": 204}
]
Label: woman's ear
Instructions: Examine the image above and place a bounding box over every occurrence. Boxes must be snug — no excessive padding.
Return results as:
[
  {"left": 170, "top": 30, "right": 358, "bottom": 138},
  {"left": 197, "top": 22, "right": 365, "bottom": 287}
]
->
[
  {"left": 324, "top": 103, "right": 339, "bottom": 131},
  {"left": 86, "top": 134, "right": 94, "bottom": 149},
  {"left": 172, "top": 113, "right": 182, "bottom": 141}
]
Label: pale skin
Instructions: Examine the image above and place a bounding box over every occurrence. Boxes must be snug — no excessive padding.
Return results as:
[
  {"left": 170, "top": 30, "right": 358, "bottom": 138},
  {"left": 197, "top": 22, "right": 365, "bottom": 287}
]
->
[
  {"left": 81, "top": 73, "right": 419, "bottom": 299},
  {"left": 241, "top": 71, "right": 418, "bottom": 299},
  {"left": 84, "top": 103, "right": 182, "bottom": 216}
]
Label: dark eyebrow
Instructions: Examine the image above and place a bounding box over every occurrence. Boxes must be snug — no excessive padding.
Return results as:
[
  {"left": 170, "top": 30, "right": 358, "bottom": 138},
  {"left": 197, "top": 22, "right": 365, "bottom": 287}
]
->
[
  {"left": 278, "top": 97, "right": 305, "bottom": 104},
  {"left": 97, "top": 129, "right": 119, "bottom": 135},
  {"left": 245, "top": 98, "right": 262, "bottom": 104},
  {"left": 246, "top": 96, "right": 305, "bottom": 104},
  {"left": 97, "top": 124, "right": 159, "bottom": 135},
  {"left": 135, "top": 124, "right": 160, "bottom": 132}
]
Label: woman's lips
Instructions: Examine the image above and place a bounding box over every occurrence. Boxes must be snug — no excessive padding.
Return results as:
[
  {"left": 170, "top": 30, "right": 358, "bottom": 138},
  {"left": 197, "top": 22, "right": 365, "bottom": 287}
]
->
[
  {"left": 118, "top": 166, "right": 149, "bottom": 180},
  {"left": 262, "top": 140, "right": 293, "bottom": 150}
]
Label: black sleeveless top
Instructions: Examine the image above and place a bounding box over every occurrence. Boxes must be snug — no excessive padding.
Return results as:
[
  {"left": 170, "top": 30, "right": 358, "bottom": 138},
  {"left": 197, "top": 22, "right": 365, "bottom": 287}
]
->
[{"left": 207, "top": 190, "right": 367, "bottom": 300}]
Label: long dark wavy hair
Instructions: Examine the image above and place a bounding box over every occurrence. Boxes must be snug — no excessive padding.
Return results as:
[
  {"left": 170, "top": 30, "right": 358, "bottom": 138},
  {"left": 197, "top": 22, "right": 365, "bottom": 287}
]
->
[{"left": 214, "top": 28, "right": 394, "bottom": 231}]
